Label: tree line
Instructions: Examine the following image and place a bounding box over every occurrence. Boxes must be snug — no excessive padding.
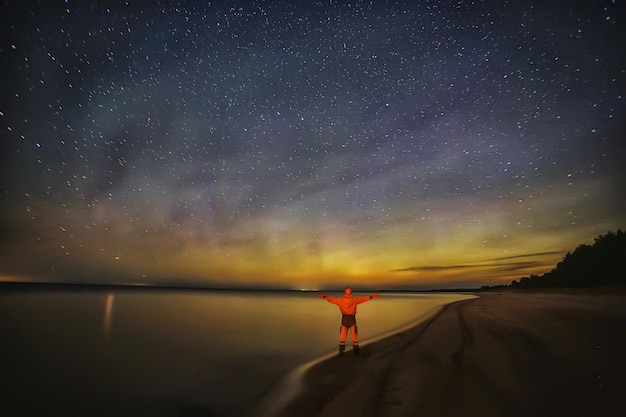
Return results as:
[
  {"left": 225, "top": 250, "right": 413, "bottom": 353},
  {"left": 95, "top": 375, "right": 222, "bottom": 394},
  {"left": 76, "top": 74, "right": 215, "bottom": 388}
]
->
[{"left": 482, "top": 229, "right": 626, "bottom": 290}]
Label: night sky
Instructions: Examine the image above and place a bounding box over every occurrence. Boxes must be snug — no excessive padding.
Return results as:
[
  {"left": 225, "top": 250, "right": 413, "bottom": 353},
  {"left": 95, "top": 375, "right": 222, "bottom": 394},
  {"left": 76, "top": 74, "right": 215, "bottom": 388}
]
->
[{"left": 1, "top": 1, "right": 625, "bottom": 289}]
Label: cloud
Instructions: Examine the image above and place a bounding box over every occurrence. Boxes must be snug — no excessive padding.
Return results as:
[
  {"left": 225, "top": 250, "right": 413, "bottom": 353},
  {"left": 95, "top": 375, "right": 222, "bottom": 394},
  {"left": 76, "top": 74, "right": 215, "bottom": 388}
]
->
[
  {"left": 393, "top": 250, "right": 563, "bottom": 273},
  {"left": 487, "top": 251, "right": 564, "bottom": 261}
]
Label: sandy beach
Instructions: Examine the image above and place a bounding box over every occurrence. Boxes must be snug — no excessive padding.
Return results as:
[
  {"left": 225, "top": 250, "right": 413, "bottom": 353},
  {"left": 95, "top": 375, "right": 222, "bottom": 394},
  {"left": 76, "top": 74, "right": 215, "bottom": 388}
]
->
[{"left": 252, "top": 292, "right": 626, "bottom": 417}]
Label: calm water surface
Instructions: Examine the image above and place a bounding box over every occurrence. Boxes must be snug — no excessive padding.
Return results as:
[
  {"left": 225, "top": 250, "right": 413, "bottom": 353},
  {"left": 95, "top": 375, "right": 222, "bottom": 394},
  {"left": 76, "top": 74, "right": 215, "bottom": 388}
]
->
[{"left": 0, "top": 288, "right": 474, "bottom": 417}]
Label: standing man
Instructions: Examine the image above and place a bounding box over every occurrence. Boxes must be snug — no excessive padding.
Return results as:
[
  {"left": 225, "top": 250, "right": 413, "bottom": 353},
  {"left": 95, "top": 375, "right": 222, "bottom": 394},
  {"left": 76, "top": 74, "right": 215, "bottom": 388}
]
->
[{"left": 319, "top": 287, "right": 379, "bottom": 355}]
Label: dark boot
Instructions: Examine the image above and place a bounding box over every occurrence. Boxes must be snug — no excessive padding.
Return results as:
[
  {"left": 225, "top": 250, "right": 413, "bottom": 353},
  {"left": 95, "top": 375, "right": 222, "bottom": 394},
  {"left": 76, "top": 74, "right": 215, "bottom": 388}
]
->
[
  {"left": 353, "top": 344, "right": 360, "bottom": 355},
  {"left": 338, "top": 344, "right": 346, "bottom": 356}
]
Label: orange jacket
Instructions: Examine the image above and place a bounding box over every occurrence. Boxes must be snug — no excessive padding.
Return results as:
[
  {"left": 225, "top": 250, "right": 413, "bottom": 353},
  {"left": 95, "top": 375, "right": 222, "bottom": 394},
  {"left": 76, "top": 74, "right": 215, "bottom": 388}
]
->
[{"left": 322, "top": 293, "right": 374, "bottom": 315}]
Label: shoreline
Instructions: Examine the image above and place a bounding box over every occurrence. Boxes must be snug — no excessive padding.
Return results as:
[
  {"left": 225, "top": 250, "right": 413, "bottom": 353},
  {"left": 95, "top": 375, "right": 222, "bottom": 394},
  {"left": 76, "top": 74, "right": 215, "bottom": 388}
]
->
[
  {"left": 246, "top": 301, "right": 460, "bottom": 417},
  {"left": 251, "top": 292, "right": 626, "bottom": 417}
]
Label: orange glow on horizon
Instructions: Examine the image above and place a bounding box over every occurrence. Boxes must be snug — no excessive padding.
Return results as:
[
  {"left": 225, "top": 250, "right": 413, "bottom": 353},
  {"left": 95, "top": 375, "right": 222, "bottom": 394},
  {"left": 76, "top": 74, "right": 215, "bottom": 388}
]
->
[{"left": 0, "top": 190, "right": 611, "bottom": 289}]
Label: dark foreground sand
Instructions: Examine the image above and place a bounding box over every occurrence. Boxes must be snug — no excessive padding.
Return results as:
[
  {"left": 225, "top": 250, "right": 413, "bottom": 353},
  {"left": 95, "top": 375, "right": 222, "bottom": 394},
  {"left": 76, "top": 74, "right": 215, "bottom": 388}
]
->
[{"left": 250, "top": 292, "right": 626, "bottom": 417}]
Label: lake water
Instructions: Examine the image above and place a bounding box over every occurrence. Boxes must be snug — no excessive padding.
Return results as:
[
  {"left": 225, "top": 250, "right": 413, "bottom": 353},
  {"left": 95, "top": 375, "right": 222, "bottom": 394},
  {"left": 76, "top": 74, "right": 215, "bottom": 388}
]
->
[{"left": 0, "top": 288, "right": 475, "bottom": 417}]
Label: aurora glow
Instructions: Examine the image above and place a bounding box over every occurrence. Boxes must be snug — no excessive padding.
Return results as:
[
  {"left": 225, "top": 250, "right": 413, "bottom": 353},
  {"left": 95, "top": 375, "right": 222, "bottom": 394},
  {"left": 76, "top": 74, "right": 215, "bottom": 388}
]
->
[{"left": 1, "top": 1, "right": 625, "bottom": 289}]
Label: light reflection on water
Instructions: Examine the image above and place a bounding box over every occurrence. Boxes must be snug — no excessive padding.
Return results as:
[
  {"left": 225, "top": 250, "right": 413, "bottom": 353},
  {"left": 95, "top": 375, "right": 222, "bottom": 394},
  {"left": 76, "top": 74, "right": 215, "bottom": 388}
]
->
[
  {"left": 103, "top": 292, "right": 115, "bottom": 343},
  {"left": 0, "top": 289, "right": 474, "bottom": 417}
]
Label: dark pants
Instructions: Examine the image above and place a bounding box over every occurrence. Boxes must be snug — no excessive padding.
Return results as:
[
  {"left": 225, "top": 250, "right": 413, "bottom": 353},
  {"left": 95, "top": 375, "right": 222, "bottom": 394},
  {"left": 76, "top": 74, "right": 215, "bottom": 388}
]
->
[{"left": 339, "top": 314, "right": 358, "bottom": 345}]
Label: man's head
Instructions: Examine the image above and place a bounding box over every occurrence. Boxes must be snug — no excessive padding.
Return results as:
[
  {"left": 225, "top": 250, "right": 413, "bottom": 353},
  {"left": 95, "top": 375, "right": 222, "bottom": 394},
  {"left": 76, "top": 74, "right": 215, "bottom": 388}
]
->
[{"left": 344, "top": 287, "right": 352, "bottom": 297}]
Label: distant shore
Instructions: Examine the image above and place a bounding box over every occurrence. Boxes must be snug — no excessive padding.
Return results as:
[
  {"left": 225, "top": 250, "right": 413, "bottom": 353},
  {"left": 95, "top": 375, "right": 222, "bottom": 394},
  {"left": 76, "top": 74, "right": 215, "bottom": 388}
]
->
[
  {"left": 250, "top": 291, "right": 626, "bottom": 417},
  {"left": 0, "top": 280, "right": 480, "bottom": 293}
]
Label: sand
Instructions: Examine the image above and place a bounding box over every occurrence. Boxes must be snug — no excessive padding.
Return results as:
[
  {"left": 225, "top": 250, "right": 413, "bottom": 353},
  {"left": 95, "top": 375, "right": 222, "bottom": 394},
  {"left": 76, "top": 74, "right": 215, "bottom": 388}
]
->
[{"left": 250, "top": 292, "right": 626, "bottom": 417}]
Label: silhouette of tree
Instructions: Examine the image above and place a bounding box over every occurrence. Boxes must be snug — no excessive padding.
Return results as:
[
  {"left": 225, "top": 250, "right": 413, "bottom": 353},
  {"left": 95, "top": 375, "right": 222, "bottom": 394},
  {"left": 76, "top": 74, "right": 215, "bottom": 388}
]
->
[{"left": 484, "top": 230, "right": 626, "bottom": 290}]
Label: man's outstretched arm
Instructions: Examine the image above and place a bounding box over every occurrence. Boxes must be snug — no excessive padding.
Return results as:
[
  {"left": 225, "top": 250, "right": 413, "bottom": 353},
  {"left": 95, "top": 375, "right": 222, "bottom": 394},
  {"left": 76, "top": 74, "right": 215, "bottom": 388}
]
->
[
  {"left": 354, "top": 293, "right": 379, "bottom": 304},
  {"left": 318, "top": 293, "right": 339, "bottom": 304}
]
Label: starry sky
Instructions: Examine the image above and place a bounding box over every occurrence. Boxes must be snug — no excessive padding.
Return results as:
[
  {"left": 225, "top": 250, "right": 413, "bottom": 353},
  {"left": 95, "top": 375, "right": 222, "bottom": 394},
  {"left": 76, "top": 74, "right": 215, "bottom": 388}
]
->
[{"left": 1, "top": 0, "right": 625, "bottom": 290}]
